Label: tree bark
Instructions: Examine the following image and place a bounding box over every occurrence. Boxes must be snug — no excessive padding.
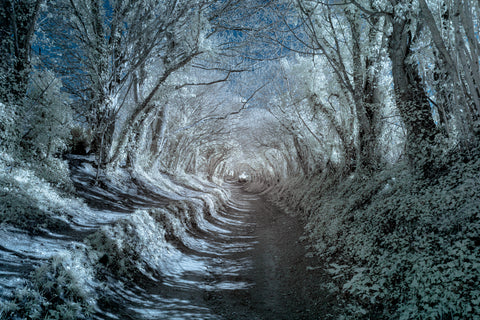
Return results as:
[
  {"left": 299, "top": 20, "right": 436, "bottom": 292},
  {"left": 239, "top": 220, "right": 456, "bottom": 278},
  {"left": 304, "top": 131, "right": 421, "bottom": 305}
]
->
[
  {"left": 349, "top": 10, "right": 380, "bottom": 173},
  {"left": 388, "top": 16, "right": 439, "bottom": 170},
  {"left": 0, "top": 0, "right": 42, "bottom": 102}
]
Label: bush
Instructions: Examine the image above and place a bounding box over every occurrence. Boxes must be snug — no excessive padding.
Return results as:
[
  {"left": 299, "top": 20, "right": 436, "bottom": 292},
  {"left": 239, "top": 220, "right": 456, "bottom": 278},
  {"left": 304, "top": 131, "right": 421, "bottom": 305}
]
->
[
  {"left": 86, "top": 210, "right": 175, "bottom": 279},
  {"left": 0, "top": 164, "right": 74, "bottom": 234},
  {"left": 2, "top": 250, "right": 97, "bottom": 320},
  {"left": 0, "top": 68, "right": 75, "bottom": 192}
]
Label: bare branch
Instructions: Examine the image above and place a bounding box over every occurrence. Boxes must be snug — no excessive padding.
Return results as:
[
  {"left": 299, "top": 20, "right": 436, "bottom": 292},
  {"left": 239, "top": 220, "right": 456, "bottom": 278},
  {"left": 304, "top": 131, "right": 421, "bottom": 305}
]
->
[{"left": 171, "top": 82, "right": 269, "bottom": 135}]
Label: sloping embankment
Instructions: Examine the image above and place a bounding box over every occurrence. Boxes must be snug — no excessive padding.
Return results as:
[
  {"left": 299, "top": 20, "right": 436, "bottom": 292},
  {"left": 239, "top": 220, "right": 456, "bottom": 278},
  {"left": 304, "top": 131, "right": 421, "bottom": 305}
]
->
[
  {"left": 265, "top": 154, "right": 480, "bottom": 319},
  {"left": 0, "top": 155, "right": 232, "bottom": 319}
]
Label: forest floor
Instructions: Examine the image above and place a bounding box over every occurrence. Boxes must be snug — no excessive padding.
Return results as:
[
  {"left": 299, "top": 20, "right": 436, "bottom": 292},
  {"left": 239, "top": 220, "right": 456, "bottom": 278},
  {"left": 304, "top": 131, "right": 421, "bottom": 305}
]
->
[
  {"left": 66, "top": 160, "right": 339, "bottom": 319},
  {"left": 204, "top": 185, "right": 338, "bottom": 320},
  {"left": 0, "top": 155, "right": 340, "bottom": 319}
]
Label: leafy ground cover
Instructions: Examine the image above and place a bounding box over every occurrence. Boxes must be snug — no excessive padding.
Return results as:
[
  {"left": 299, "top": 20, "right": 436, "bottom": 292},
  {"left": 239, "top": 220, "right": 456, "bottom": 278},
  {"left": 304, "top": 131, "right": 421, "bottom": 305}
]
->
[{"left": 269, "top": 150, "right": 480, "bottom": 319}]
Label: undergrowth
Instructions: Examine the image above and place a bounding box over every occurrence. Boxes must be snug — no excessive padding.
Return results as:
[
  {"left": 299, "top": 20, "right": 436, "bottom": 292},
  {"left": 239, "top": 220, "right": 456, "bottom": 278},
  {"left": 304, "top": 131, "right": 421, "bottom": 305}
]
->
[
  {"left": 0, "top": 151, "right": 231, "bottom": 318},
  {"left": 1, "top": 250, "right": 97, "bottom": 320},
  {"left": 271, "top": 151, "right": 480, "bottom": 319},
  {"left": 0, "top": 157, "right": 74, "bottom": 234}
]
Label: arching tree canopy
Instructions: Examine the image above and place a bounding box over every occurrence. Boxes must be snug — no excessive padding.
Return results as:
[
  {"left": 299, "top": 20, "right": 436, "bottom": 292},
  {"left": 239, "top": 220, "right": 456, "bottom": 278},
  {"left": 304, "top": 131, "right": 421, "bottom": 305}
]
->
[
  {"left": 2, "top": 0, "right": 479, "bottom": 180},
  {"left": 1, "top": 0, "right": 480, "bottom": 319}
]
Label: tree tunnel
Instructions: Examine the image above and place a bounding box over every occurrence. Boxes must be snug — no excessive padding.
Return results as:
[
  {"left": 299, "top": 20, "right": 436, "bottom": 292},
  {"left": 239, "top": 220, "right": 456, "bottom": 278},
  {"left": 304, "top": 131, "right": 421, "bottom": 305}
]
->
[{"left": 1, "top": 0, "right": 480, "bottom": 319}]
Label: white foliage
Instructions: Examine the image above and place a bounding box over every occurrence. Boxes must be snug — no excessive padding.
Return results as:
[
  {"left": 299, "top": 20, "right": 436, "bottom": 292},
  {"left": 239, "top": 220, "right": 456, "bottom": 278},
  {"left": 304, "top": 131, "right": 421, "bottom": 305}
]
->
[
  {"left": 23, "top": 69, "right": 73, "bottom": 160},
  {"left": 4, "top": 249, "right": 98, "bottom": 319}
]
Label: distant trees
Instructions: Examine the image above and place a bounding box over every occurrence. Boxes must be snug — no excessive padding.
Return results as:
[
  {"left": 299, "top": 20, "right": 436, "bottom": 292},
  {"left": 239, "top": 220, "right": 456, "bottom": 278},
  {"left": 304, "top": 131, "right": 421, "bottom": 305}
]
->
[
  {"left": 0, "top": 0, "right": 260, "bottom": 180},
  {"left": 0, "top": 0, "right": 276, "bottom": 180},
  {"left": 293, "top": 1, "right": 386, "bottom": 173}
]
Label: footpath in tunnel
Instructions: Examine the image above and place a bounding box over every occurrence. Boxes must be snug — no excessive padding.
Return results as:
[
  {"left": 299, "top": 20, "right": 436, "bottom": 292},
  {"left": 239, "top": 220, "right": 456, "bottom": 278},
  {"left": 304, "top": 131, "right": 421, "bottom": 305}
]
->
[
  {"left": 203, "top": 183, "right": 334, "bottom": 320},
  {"left": 0, "top": 160, "right": 336, "bottom": 320}
]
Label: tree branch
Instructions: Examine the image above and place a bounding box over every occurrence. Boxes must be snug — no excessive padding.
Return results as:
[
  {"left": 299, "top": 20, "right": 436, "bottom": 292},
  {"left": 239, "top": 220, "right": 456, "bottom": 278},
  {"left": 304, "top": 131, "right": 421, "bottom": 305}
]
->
[{"left": 171, "top": 82, "right": 269, "bottom": 134}]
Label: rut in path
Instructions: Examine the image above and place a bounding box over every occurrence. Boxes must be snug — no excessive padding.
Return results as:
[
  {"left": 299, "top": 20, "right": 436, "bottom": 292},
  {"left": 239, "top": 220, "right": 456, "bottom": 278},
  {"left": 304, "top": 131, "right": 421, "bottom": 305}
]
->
[{"left": 204, "top": 184, "right": 335, "bottom": 320}]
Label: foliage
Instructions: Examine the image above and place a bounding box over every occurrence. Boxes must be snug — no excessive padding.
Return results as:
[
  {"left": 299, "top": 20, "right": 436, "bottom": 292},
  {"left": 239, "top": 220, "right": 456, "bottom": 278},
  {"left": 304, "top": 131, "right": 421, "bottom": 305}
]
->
[
  {"left": 0, "top": 68, "right": 74, "bottom": 191},
  {"left": 273, "top": 151, "right": 480, "bottom": 319},
  {"left": 86, "top": 210, "right": 172, "bottom": 279},
  {"left": 2, "top": 250, "right": 97, "bottom": 320},
  {"left": 1, "top": 0, "right": 480, "bottom": 318},
  {"left": 0, "top": 103, "right": 19, "bottom": 153},
  {"left": 0, "top": 153, "right": 233, "bottom": 318},
  {"left": 0, "top": 160, "right": 74, "bottom": 234},
  {"left": 83, "top": 171, "right": 229, "bottom": 280},
  {"left": 21, "top": 70, "right": 73, "bottom": 160}
]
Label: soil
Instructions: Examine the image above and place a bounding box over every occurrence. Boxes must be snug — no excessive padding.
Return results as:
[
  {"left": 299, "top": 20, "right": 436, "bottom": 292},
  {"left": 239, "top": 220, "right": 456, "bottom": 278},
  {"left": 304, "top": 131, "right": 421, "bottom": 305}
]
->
[
  {"left": 67, "top": 161, "right": 340, "bottom": 319},
  {"left": 205, "top": 185, "right": 339, "bottom": 320}
]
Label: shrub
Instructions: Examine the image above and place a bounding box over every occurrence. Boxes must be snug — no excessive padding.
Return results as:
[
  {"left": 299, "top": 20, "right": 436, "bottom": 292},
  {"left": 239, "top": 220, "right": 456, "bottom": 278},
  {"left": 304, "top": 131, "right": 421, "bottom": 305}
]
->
[
  {"left": 0, "top": 165, "right": 73, "bottom": 234},
  {"left": 2, "top": 250, "right": 97, "bottom": 320}
]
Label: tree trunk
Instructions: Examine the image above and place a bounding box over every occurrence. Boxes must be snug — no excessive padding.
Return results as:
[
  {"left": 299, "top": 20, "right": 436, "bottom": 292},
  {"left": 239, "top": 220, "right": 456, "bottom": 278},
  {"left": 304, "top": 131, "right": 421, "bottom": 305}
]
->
[
  {"left": 418, "top": 0, "right": 474, "bottom": 145},
  {"left": 388, "top": 17, "right": 438, "bottom": 172},
  {"left": 292, "top": 135, "right": 310, "bottom": 176},
  {"left": 349, "top": 11, "right": 380, "bottom": 173},
  {"left": 0, "top": 0, "right": 42, "bottom": 102}
]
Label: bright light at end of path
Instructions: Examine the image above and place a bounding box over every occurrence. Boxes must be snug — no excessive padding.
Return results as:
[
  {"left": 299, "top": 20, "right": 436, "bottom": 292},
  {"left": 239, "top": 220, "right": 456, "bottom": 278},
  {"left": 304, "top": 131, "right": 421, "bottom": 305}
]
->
[{"left": 238, "top": 172, "right": 248, "bottom": 182}]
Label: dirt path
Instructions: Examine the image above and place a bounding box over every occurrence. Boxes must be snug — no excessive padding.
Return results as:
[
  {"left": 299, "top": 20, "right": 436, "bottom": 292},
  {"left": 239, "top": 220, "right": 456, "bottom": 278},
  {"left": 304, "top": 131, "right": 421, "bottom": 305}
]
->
[{"left": 205, "top": 185, "right": 336, "bottom": 319}]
